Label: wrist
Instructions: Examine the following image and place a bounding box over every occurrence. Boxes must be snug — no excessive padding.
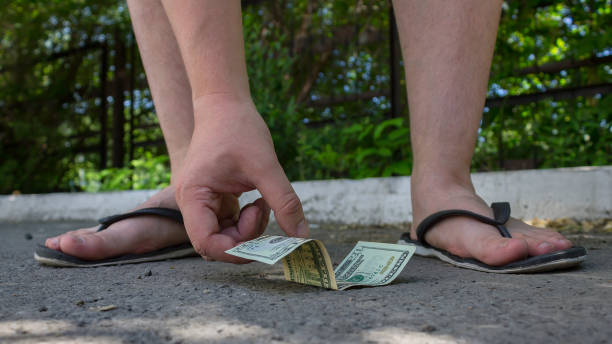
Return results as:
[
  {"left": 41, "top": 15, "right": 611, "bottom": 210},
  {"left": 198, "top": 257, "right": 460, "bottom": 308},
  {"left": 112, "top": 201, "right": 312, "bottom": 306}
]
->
[{"left": 192, "top": 92, "right": 256, "bottom": 120}]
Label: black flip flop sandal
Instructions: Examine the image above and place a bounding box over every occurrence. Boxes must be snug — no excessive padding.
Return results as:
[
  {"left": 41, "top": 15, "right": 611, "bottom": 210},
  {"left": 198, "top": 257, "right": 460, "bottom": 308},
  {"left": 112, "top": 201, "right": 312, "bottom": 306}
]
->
[
  {"left": 398, "top": 202, "right": 587, "bottom": 273},
  {"left": 34, "top": 207, "right": 197, "bottom": 267}
]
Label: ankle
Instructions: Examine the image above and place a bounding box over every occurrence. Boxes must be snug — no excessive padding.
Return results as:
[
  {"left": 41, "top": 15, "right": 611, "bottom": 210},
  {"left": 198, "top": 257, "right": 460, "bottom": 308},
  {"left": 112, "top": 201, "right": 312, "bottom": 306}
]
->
[
  {"left": 410, "top": 171, "right": 485, "bottom": 231},
  {"left": 141, "top": 186, "right": 179, "bottom": 209},
  {"left": 411, "top": 168, "right": 475, "bottom": 195}
]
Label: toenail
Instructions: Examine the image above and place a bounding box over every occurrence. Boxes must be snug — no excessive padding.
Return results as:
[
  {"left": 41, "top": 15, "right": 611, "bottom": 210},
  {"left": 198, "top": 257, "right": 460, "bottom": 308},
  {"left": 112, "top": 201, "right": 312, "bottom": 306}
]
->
[
  {"left": 557, "top": 239, "right": 571, "bottom": 246},
  {"left": 538, "top": 242, "right": 553, "bottom": 250},
  {"left": 48, "top": 238, "right": 59, "bottom": 247}
]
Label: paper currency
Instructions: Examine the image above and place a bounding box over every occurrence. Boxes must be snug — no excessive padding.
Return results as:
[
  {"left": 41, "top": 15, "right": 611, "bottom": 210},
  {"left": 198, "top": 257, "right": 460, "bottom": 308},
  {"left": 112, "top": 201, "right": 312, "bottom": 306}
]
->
[
  {"left": 334, "top": 242, "right": 414, "bottom": 290},
  {"left": 225, "top": 235, "right": 313, "bottom": 265},
  {"left": 226, "top": 235, "right": 415, "bottom": 290},
  {"left": 282, "top": 240, "right": 337, "bottom": 290}
]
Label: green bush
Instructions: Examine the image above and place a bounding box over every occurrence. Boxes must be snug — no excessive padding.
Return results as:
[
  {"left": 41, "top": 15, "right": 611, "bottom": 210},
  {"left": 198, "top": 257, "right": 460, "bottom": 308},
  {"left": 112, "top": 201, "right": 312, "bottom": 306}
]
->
[{"left": 65, "top": 153, "right": 170, "bottom": 192}]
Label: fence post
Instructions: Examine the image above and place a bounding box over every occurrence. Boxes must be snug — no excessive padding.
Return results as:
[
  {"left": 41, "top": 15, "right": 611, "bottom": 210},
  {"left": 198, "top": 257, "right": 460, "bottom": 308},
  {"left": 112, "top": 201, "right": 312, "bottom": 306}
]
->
[
  {"left": 112, "top": 28, "right": 126, "bottom": 168},
  {"left": 128, "top": 33, "right": 136, "bottom": 164},
  {"left": 497, "top": 106, "right": 505, "bottom": 169},
  {"left": 99, "top": 43, "right": 108, "bottom": 169},
  {"left": 389, "top": 3, "right": 402, "bottom": 118}
]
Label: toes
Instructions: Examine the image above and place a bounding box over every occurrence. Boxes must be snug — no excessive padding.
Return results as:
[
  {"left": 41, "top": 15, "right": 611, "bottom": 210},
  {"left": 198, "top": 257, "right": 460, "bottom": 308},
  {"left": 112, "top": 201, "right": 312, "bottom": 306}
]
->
[
  {"left": 528, "top": 241, "right": 556, "bottom": 256},
  {"left": 476, "top": 236, "right": 528, "bottom": 266},
  {"left": 525, "top": 237, "right": 572, "bottom": 256},
  {"left": 507, "top": 218, "right": 573, "bottom": 255},
  {"left": 45, "top": 237, "right": 60, "bottom": 250},
  {"left": 45, "top": 226, "right": 98, "bottom": 251},
  {"left": 554, "top": 238, "right": 573, "bottom": 249},
  {"left": 58, "top": 233, "right": 111, "bottom": 260}
]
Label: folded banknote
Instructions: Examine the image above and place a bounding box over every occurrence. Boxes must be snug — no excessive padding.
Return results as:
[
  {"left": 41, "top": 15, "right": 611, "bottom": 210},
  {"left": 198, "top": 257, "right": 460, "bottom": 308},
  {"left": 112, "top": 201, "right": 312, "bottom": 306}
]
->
[{"left": 226, "top": 235, "right": 416, "bottom": 290}]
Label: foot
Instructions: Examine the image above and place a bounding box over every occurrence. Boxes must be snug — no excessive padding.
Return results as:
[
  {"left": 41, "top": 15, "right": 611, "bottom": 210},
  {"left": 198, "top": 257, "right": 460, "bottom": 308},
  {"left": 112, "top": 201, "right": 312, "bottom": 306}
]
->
[
  {"left": 44, "top": 186, "right": 240, "bottom": 260},
  {"left": 410, "top": 177, "right": 573, "bottom": 266}
]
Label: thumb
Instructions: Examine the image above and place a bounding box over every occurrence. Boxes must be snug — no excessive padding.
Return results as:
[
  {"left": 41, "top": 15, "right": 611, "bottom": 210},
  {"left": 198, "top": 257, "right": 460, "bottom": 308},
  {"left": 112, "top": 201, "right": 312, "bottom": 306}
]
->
[{"left": 255, "top": 162, "right": 309, "bottom": 238}]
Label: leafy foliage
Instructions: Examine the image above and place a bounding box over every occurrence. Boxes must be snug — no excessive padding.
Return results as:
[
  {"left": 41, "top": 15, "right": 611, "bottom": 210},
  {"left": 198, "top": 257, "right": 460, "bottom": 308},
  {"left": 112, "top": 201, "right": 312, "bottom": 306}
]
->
[
  {"left": 63, "top": 152, "right": 170, "bottom": 192},
  {"left": 0, "top": 0, "right": 610, "bottom": 194}
]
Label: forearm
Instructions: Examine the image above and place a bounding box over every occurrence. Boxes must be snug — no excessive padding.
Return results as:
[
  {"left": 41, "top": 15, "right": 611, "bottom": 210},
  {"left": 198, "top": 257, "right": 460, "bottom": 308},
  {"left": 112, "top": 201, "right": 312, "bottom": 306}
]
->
[{"left": 161, "top": 0, "right": 250, "bottom": 103}]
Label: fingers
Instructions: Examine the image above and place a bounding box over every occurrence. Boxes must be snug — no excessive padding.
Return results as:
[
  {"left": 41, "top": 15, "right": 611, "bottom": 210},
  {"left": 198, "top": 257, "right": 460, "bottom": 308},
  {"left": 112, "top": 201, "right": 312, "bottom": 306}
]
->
[
  {"left": 255, "top": 162, "right": 309, "bottom": 238},
  {"left": 220, "top": 198, "right": 270, "bottom": 242},
  {"left": 177, "top": 185, "right": 244, "bottom": 263},
  {"left": 254, "top": 198, "right": 272, "bottom": 234},
  {"left": 220, "top": 193, "right": 241, "bottom": 222}
]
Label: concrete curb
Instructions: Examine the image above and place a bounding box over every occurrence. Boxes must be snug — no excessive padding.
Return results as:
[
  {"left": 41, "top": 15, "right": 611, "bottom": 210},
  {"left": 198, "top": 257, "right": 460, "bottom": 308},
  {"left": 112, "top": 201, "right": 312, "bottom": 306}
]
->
[{"left": 1, "top": 166, "right": 610, "bottom": 224}]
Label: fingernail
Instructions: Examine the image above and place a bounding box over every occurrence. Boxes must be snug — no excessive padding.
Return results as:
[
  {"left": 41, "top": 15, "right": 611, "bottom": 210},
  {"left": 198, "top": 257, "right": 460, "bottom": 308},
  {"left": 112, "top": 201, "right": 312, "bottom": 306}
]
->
[
  {"left": 538, "top": 242, "right": 553, "bottom": 250},
  {"left": 297, "top": 219, "right": 309, "bottom": 238}
]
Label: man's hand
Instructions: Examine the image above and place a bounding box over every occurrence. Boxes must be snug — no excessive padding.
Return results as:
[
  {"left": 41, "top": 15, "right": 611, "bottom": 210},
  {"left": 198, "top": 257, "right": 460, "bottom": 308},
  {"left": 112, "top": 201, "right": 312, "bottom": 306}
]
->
[{"left": 175, "top": 96, "right": 309, "bottom": 263}]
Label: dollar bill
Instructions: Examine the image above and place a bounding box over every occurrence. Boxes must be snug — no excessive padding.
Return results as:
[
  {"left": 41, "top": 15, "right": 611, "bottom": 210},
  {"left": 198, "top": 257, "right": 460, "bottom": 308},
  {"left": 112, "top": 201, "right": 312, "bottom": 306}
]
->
[
  {"left": 334, "top": 241, "right": 415, "bottom": 290},
  {"left": 281, "top": 240, "right": 337, "bottom": 290},
  {"left": 225, "top": 235, "right": 312, "bottom": 265},
  {"left": 226, "top": 235, "right": 415, "bottom": 290}
]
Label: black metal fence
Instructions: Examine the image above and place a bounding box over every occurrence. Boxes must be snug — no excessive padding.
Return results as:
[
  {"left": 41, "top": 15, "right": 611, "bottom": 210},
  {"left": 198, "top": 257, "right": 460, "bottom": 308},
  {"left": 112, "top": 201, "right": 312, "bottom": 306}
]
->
[{"left": 8, "top": 2, "right": 612, "bottom": 172}]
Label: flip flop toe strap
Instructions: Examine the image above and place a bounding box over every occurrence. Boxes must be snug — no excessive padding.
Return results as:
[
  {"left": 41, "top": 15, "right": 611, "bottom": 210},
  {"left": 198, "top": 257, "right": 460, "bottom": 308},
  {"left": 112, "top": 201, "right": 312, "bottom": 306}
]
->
[
  {"left": 416, "top": 202, "right": 513, "bottom": 248},
  {"left": 97, "top": 207, "right": 183, "bottom": 232}
]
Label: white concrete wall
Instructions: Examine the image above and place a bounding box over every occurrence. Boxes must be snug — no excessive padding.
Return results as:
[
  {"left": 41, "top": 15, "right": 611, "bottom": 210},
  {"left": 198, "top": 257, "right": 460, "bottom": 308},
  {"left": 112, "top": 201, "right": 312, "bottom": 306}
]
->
[{"left": 1, "top": 166, "right": 610, "bottom": 224}]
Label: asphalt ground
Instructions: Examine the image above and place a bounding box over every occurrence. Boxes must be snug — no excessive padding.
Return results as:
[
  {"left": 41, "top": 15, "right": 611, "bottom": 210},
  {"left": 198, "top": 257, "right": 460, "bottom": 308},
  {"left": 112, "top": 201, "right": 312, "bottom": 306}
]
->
[{"left": 1, "top": 221, "right": 611, "bottom": 344}]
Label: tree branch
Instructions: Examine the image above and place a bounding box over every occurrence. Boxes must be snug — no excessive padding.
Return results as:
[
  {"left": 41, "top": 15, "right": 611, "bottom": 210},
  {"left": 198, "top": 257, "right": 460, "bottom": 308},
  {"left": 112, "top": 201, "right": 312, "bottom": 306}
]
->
[
  {"left": 485, "top": 83, "right": 612, "bottom": 107},
  {"left": 303, "top": 83, "right": 612, "bottom": 108},
  {"left": 514, "top": 55, "right": 612, "bottom": 76},
  {"left": 305, "top": 90, "right": 389, "bottom": 107},
  {"left": 296, "top": 49, "right": 332, "bottom": 104}
]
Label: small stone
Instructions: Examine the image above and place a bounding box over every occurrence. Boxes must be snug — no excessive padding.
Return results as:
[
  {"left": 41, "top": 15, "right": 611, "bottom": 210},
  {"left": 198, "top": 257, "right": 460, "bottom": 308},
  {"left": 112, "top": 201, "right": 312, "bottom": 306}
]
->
[
  {"left": 25, "top": 233, "right": 33, "bottom": 240},
  {"left": 90, "top": 305, "right": 117, "bottom": 312},
  {"left": 144, "top": 269, "right": 152, "bottom": 277},
  {"left": 38, "top": 306, "right": 47, "bottom": 312},
  {"left": 421, "top": 325, "right": 437, "bottom": 333},
  {"left": 75, "top": 300, "right": 85, "bottom": 306}
]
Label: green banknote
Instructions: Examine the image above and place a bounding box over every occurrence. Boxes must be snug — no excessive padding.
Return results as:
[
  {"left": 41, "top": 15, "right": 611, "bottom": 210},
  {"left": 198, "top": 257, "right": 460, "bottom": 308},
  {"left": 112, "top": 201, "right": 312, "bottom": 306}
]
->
[
  {"left": 282, "top": 240, "right": 337, "bottom": 289},
  {"left": 334, "top": 242, "right": 415, "bottom": 290},
  {"left": 226, "top": 235, "right": 415, "bottom": 290},
  {"left": 224, "top": 235, "right": 313, "bottom": 265}
]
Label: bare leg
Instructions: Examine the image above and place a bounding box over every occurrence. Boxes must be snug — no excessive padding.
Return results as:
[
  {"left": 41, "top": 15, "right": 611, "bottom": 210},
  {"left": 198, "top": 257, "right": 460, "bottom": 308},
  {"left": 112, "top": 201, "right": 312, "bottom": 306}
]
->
[
  {"left": 43, "top": 0, "right": 232, "bottom": 259},
  {"left": 393, "top": 0, "right": 572, "bottom": 266},
  {"left": 46, "top": 0, "right": 304, "bottom": 263}
]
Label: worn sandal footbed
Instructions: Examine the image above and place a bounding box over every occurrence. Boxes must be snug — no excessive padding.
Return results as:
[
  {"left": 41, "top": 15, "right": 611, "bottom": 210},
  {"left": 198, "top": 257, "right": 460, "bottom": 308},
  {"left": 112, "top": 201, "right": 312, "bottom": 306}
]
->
[
  {"left": 34, "top": 207, "right": 197, "bottom": 267},
  {"left": 397, "top": 202, "right": 587, "bottom": 273}
]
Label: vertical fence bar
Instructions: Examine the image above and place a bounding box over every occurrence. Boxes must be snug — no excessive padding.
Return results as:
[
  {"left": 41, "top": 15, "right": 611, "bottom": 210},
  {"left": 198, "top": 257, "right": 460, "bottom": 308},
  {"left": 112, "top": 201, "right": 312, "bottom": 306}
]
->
[
  {"left": 112, "top": 28, "right": 126, "bottom": 168},
  {"left": 129, "top": 33, "right": 136, "bottom": 163},
  {"left": 389, "top": 3, "right": 402, "bottom": 118},
  {"left": 497, "top": 106, "right": 504, "bottom": 169},
  {"left": 99, "top": 43, "right": 108, "bottom": 169}
]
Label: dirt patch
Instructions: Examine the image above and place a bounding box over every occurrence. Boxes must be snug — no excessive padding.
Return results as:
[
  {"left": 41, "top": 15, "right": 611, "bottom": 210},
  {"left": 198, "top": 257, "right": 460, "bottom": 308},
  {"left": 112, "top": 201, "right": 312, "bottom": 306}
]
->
[{"left": 526, "top": 218, "right": 612, "bottom": 234}]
